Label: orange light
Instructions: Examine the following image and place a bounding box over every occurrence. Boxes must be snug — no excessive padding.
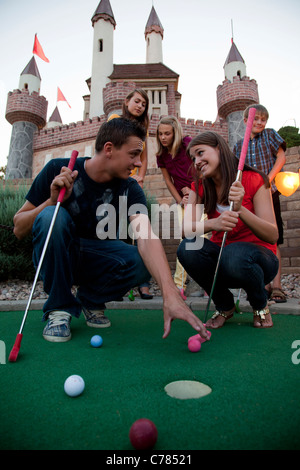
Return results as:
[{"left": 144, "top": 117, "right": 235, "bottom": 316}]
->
[{"left": 275, "top": 171, "right": 300, "bottom": 197}]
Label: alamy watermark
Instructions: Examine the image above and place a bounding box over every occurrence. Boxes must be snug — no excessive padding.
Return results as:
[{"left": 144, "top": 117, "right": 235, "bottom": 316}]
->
[
  {"left": 0, "top": 340, "right": 6, "bottom": 364},
  {"left": 95, "top": 196, "right": 205, "bottom": 250},
  {"left": 291, "top": 340, "right": 300, "bottom": 365}
]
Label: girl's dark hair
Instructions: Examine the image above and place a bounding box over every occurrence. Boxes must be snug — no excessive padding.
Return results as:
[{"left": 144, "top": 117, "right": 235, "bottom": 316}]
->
[
  {"left": 122, "top": 88, "right": 149, "bottom": 130},
  {"left": 187, "top": 131, "right": 269, "bottom": 214}
]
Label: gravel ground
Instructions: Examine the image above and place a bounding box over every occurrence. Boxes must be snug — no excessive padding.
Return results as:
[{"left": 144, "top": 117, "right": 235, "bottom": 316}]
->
[{"left": 0, "top": 274, "right": 299, "bottom": 301}]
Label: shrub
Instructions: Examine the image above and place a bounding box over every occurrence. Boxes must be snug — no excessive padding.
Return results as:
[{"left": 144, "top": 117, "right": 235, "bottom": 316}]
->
[{"left": 0, "top": 182, "right": 35, "bottom": 281}]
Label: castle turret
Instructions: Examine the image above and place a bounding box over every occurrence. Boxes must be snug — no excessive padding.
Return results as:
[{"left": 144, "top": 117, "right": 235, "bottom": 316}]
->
[
  {"left": 19, "top": 56, "right": 41, "bottom": 94},
  {"left": 145, "top": 6, "right": 164, "bottom": 64},
  {"left": 5, "top": 57, "right": 48, "bottom": 179},
  {"left": 89, "top": 0, "right": 116, "bottom": 118},
  {"left": 217, "top": 40, "right": 259, "bottom": 149},
  {"left": 47, "top": 106, "right": 63, "bottom": 128},
  {"left": 224, "top": 40, "right": 247, "bottom": 82}
]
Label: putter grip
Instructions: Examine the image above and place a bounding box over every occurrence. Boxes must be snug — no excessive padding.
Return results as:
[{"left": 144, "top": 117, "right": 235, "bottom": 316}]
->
[
  {"left": 238, "top": 107, "right": 256, "bottom": 171},
  {"left": 57, "top": 150, "right": 79, "bottom": 203}
]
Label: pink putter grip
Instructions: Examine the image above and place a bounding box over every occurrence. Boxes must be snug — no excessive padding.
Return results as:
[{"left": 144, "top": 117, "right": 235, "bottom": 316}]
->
[
  {"left": 57, "top": 150, "right": 79, "bottom": 203},
  {"left": 238, "top": 107, "right": 256, "bottom": 171}
]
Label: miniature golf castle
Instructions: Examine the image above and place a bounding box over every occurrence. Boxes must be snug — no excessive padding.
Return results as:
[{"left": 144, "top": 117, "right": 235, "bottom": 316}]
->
[
  {"left": 4, "top": 0, "right": 299, "bottom": 274},
  {"left": 5, "top": 0, "right": 259, "bottom": 180}
]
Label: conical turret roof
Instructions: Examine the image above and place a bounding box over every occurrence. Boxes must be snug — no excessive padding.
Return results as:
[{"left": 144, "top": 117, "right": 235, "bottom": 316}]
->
[
  {"left": 145, "top": 6, "right": 164, "bottom": 37},
  {"left": 92, "top": 0, "right": 116, "bottom": 27},
  {"left": 21, "top": 56, "right": 41, "bottom": 80},
  {"left": 224, "top": 40, "right": 245, "bottom": 67},
  {"left": 49, "top": 106, "right": 62, "bottom": 124}
]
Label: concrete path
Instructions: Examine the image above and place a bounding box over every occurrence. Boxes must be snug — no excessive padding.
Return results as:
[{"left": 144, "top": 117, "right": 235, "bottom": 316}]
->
[{"left": 1, "top": 296, "right": 299, "bottom": 315}]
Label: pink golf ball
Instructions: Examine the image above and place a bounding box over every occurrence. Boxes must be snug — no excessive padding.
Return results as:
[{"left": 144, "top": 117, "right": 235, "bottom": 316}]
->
[{"left": 188, "top": 339, "right": 201, "bottom": 353}]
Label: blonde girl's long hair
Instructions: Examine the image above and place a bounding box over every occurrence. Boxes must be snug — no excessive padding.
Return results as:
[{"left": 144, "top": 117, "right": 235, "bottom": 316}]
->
[{"left": 156, "top": 116, "right": 183, "bottom": 158}]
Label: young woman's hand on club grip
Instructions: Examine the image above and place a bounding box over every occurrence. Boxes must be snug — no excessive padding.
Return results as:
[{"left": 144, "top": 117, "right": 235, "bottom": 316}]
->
[
  {"left": 50, "top": 167, "right": 78, "bottom": 204},
  {"left": 213, "top": 210, "right": 240, "bottom": 232},
  {"left": 228, "top": 180, "right": 245, "bottom": 212}
]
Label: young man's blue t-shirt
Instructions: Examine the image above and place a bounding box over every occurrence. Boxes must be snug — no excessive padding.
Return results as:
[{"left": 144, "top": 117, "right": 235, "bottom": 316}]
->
[{"left": 26, "top": 157, "right": 148, "bottom": 239}]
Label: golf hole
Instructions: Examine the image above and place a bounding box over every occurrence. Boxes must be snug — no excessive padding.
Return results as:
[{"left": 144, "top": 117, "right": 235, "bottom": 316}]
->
[{"left": 164, "top": 380, "right": 212, "bottom": 400}]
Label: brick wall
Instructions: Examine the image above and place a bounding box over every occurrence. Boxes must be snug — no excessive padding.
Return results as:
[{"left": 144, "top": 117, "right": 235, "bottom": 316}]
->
[
  {"left": 280, "top": 146, "right": 300, "bottom": 274},
  {"left": 103, "top": 81, "right": 136, "bottom": 115}
]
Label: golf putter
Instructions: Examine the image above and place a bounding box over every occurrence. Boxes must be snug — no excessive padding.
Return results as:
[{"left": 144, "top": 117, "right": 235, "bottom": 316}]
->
[
  {"left": 204, "top": 107, "right": 256, "bottom": 323},
  {"left": 8, "top": 150, "right": 79, "bottom": 362}
]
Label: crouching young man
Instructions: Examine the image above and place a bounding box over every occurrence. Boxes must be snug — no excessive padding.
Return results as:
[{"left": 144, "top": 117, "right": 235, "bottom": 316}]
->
[{"left": 13, "top": 118, "right": 208, "bottom": 343}]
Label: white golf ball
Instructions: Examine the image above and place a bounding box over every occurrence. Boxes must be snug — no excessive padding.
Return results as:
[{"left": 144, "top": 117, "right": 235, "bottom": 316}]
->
[{"left": 64, "top": 375, "right": 85, "bottom": 397}]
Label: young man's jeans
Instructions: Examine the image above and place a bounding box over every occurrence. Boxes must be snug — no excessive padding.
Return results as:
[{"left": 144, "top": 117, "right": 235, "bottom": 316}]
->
[
  {"left": 32, "top": 207, "right": 151, "bottom": 320},
  {"left": 178, "top": 238, "right": 279, "bottom": 312}
]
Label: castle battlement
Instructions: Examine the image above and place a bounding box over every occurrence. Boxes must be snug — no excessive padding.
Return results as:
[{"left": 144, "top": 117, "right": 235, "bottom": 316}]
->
[
  {"left": 217, "top": 76, "right": 259, "bottom": 119},
  {"left": 6, "top": 88, "right": 48, "bottom": 129},
  {"left": 34, "top": 115, "right": 107, "bottom": 151},
  {"left": 33, "top": 111, "right": 229, "bottom": 154},
  {"left": 148, "top": 114, "right": 228, "bottom": 140}
]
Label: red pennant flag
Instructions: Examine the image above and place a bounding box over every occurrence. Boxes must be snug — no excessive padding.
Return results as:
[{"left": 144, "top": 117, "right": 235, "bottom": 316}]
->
[
  {"left": 57, "top": 87, "right": 71, "bottom": 108},
  {"left": 33, "top": 34, "right": 50, "bottom": 63}
]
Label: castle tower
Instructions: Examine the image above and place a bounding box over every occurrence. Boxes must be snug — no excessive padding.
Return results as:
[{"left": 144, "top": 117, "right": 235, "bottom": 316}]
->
[
  {"left": 145, "top": 6, "right": 164, "bottom": 64},
  {"left": 89, "top": 0, "right": 116, "bottom": 118},
  {"left": 217, "top": 39, "right": 259, "bottom": 149},
  {"left": 5, "top": 57, "right": 48, "bottom": 179}
]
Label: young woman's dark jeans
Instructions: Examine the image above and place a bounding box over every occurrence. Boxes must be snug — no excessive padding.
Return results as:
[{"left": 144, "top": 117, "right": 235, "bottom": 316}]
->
[
  {"left": 178, "top": 237, "right": 279, "bottom": 312},
  {"left": 32, "top": 206, "right": 151, "bottom": 320}
]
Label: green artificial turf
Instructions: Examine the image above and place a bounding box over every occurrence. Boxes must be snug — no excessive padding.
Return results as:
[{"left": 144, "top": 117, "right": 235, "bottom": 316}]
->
[{"left": 0, "top": 309, "right": 299, "bottom": 450}]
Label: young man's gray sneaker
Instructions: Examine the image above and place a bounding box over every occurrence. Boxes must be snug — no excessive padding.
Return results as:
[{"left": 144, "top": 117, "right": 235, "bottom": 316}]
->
[
  {"left": 82, "top": 307, "right": 111, "bottom": 328},
  {"left": 43, "top": 311, "right": 72, "bottom": 342}
]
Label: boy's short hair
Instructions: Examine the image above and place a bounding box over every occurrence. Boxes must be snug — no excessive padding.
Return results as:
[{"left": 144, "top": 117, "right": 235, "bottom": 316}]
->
[
  {"left": 95, "top": 118, "right": 146, "bottom": 152},
  {"left": 244, "top": 104, "right": 269, "bottom": 120}
]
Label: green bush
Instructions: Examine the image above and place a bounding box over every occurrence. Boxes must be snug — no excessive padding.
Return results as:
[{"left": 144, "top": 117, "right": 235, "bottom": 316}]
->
[
  {"left": 0, "top": 182, "right": 35, "bottom": 281},
  {"left": 278, "top": 126, "right": 300, "bottom": 148}
]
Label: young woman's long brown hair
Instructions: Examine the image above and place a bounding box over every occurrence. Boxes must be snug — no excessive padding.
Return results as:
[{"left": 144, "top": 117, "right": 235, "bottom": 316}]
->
[
  {"left": 122, "top": 88, "right": 149, "bottom": 130},
  {"left": 187, "top": 131, "right": 269, "bottom": 214}
]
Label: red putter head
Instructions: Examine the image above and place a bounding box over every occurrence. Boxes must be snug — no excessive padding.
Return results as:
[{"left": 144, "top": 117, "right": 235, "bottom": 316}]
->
[{"left": 8, "top": 333, "right": 23, "bottom": 362}]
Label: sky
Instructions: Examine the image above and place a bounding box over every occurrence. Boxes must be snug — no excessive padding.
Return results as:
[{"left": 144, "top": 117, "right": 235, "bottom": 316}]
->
[{"left": 0, "top": 0, "right": 299, "bottom": 168}]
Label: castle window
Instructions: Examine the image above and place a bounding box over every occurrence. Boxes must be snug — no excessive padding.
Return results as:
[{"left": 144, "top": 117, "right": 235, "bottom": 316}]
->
[
  {"left": 99, "top": 39, "right": 103, "bottom": 52},
  {"left": 237, "top": 70, "right": 241, "bottom": 78},
  {"left": 24, "top": 83, "right": 28, "bottom": 90}
]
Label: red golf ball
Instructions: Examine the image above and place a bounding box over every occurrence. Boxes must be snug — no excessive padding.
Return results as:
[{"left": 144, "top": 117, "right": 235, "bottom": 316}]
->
[{"left": 129, "top": 418, "right": 158, "bottom": 450}]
